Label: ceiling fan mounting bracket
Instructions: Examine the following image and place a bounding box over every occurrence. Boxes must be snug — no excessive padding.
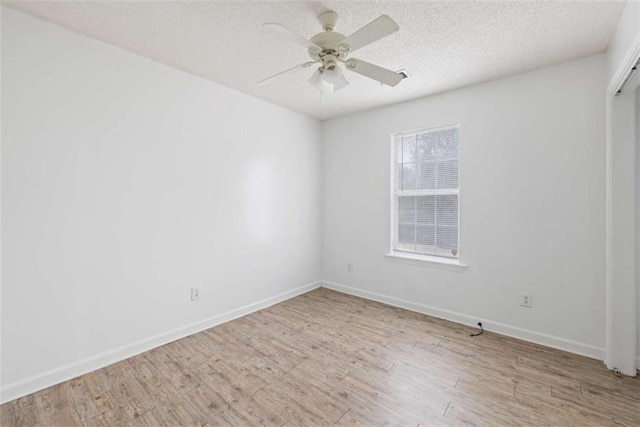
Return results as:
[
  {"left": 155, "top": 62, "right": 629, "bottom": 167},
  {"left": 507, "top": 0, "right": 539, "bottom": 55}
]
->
[{"left": 318, "top": 10, "right": 338, "bottom": 32}]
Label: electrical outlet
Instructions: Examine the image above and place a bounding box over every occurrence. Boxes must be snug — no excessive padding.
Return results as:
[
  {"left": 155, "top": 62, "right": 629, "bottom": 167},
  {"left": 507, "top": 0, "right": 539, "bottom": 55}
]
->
[
  {"left": 191, "top": 287, "right": 200, "bottom": 301},
  {"left": 520, "top": 293, "right": 532, "bottom": 308},
  {"left": 347, "top": 263, "right": 353, "bottom": 272}
]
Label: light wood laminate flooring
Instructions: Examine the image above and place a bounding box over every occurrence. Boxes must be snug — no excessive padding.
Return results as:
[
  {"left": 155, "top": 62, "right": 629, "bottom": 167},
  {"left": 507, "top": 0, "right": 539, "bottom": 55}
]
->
[{"left": 1, "top": 288, "right": 639, "bottom": 426}]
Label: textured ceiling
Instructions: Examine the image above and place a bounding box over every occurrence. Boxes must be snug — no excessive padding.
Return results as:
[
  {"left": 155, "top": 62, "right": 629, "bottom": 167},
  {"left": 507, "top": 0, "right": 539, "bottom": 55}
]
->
[{"left": 4, "top": 1, "right": 626, "bottom": 120}]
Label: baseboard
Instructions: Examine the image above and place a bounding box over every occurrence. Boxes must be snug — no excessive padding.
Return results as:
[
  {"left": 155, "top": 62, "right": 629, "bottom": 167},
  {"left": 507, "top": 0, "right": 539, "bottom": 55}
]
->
[
  {"left": 321, "top": 281, "right": 605, "bottom": 361},
  {"left": 0, "top": 281, "right": 321, "bottom": 404}
]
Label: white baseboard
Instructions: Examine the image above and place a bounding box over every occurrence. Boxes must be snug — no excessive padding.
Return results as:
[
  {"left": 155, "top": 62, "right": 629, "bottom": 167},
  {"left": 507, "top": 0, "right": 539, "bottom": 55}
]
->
[
  {"left": 0, "top": 281, "right": 321, "bottom": 404},
  {"left": 321, "top": 281, "right": 605, "bottom": 361}
]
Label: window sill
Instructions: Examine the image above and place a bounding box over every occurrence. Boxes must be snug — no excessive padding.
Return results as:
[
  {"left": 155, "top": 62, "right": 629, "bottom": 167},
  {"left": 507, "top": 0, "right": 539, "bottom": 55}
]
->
[{"left": 384, "top": 252, "right": 468, "bottom": 271}]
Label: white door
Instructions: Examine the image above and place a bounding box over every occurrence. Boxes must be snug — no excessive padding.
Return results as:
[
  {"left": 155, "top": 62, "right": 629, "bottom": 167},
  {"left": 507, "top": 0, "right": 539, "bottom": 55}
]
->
[
  {"left": 608, "top": 65, "right": 639, "bottom": 376},
  {"left": 636, "top": 83, "right": 640, "bottom": 373}
]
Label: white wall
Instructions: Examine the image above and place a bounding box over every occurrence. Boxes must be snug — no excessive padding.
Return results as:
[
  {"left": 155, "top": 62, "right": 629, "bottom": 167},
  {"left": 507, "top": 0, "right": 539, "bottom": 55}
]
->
[
  {"left": 1, "top": 7, "right": 321, "bottom": 402},
  {"left": 322, "top": 54, "right": 607, "bottom": 357}
]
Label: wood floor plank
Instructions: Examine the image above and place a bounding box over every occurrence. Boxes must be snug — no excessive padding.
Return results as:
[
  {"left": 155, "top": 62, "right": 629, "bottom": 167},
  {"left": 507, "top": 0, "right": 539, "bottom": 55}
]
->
[
  {"left": 186, "top": 384, "right": 252, "bottom": 426},
  {"left": 229, "top": 394, "right": 288, "bottom": 426},
  {"left": 243, "top": 337, "right": 301, "bottom": 372},
  {"left": 267, "top": 374, "right": 349, "bottom": 423},
  {"left": 331, "top": 386, "right": 420, "bottom": 426},
  {"left": 1, "top": 287, "right": 638, "bottom": 427},
  {"left": 162, "top": 338, "right": 211, "bottom": 368},
  {"left": 190, "top": 359, "right": 268, "bottom": 405},
  {"left": 120, "top": 409, "right": 162, "bottom": 427},
  {"left": 0, "top": 394, "right": 41, "bottom": 426},
  {"left": 92, "top": 362, "right": 155, "bottom": 421},
  {"left": 233, "top": 355, "right": 288, "bottom": 384},
  {"left": 34, "top": 382, "right": 83, "bottom": 426},
  {"left": 125, "top": 360, "right": 183, "bottom": 409},
  {"left": 68, "top": 372, "right": 113, "bottom": 421},
  {"left": 287, "top": 358, "right": 352, "bottom": 389},
  {"left": 83, "top": 404, "right": 139, "bottom": 427},
  {"left": 253, "top": 383, "right": 333, "bottom": 426},
  {"left": 143, "top": 346, "right": 201, "bottom": 395},
  {"left": 147, "top": 396, "right": 206, "bottom": 426},
  {"left": 444, "top": 398, "right": 548, "bottom": 427},
  {"left": 340, "top": 366, "right": 450, "bottom": 420}
]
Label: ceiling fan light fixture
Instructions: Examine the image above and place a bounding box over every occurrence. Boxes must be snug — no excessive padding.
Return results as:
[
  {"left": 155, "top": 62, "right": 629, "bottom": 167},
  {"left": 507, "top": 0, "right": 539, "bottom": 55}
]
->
[
  {"left": 308, "top": 68, "right": 323, "bottom": 86},
  {"left": 322, "top": 63, "right": 343, "bottom": 84},
  {"left": 332, "top": 73, "right": 349, "bottom": 91}
]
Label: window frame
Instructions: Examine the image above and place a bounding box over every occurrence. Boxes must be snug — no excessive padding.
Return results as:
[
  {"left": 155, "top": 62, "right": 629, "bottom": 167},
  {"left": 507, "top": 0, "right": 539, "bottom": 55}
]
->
[{"left": 389, "top": 123, "right": 463, "bottom": 265}]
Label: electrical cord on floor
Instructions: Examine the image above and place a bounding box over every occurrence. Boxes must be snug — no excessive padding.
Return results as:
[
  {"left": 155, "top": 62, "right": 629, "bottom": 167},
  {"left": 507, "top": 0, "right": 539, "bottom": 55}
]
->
[{"left": 470, "top": 322, "right": 484, "bottom": 337}]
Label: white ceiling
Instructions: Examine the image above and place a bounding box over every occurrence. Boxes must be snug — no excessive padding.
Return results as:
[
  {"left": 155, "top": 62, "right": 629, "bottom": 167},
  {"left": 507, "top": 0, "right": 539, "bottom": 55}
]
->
[{"left": 5, "top": 1, "right": 626, "bottom": 120}]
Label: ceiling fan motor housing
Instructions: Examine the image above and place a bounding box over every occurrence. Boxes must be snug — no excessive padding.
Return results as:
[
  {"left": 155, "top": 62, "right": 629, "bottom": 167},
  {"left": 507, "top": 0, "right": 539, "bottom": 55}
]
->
[
  {"left": 309, "top": 31, "right": 348, "bottom": 61},
  {"left": 310, "top": 31, "right": 346, "bottom": 51}
]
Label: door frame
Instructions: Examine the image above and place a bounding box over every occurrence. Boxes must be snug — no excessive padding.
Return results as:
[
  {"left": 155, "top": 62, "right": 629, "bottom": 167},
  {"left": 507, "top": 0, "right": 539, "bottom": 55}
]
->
[{"left": 605, "top": 38, "right": 640, "bottom": 375}]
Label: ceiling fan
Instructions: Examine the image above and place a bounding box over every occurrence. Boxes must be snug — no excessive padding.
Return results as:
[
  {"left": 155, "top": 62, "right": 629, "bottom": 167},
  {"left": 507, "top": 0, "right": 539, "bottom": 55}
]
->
[{"left": 258, "top": 10, "right": 405, "bottom": 93}]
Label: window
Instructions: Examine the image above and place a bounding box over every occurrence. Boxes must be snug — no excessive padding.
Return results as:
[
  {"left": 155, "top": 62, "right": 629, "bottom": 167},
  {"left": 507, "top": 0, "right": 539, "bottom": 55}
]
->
[{"left": 391, "top": 125, "right": 459, "bottom": 259}]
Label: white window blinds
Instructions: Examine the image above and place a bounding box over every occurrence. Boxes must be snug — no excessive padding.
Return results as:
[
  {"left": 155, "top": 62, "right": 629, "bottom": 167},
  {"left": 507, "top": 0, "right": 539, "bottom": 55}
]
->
[{"left": 393, "top": 125, "right": 459, "bottom": 258}]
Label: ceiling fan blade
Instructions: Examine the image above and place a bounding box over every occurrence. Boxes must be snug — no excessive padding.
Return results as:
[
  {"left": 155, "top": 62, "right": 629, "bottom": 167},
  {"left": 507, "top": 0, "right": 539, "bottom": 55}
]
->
[
  {"left": 263, "top": 23, "right": 319, "bottom": 49},
  {"left": 341, "top": 15, "right": 399, "bottom": 53},
  {"left": 258, "top": 61, "right": 317, "bottom": 86},
  {"left": 345, "top": 58, "right": 404, "bottom": 87}
]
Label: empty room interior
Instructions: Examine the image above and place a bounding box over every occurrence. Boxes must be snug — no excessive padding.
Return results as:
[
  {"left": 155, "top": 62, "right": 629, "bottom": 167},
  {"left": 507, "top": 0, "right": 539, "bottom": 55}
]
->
[{"left": 1, "top": 0, "right": 640, "bottom": 425}]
